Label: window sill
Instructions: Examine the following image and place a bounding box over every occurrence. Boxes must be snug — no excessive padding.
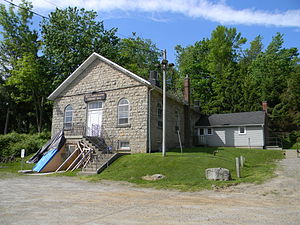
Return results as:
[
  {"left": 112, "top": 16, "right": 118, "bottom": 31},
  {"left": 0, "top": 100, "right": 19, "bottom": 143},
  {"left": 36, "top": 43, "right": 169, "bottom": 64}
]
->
[
  {"left": 116, "top": 124, "right": 131, "bottom": 128},
  {"left": 118, "top": 148, "right": 131, "bottom": 151}
]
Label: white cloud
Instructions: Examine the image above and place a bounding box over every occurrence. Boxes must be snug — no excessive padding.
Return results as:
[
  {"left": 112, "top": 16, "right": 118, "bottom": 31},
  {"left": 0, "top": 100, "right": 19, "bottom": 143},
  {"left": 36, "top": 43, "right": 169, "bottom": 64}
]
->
[{"left": 17, "top": 0, "right": 300, "bottom": 27}]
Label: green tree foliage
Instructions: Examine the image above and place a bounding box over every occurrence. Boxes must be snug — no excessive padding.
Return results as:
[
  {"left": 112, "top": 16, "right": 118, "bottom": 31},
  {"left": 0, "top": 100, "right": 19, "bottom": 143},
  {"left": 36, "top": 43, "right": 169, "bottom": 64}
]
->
[
  {"left": 240, "top": 36, "right": 264, "bottom": 111},
  {"left": 175, "top": 39, "right": 212, "bottom": 113},
  {"left": 248, "top": 33, "right": 298, "bottom": 130},
  {"left": 176, "top": 26, "right": 299, "bottom": 132},
  {"left": 0, "top": 0, "right": 39, "bottom": 77},
  {"left": 176, "top": 26, "right": 247, "bottom": 114},
  {"left": 117, "top": 34, "right": 161, "bottom": 80},
  {"left": 207, "top": 27, "right": 246, "bottom": 113},
  {"left": 42, "top": 7, "right": 120, "bottom": 86},
  {"left": 6, "top": 53, "right": 51, "bottom": 132},
  {"left": 0, "top": 0, "right": 50, "bottom": 133}
]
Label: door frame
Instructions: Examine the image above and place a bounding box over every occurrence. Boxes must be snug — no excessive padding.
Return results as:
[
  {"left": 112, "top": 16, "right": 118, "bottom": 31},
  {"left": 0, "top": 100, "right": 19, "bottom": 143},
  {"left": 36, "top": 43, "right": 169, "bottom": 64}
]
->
[{"left": 86, "top": 101, "right": 103, "bottom": 136}]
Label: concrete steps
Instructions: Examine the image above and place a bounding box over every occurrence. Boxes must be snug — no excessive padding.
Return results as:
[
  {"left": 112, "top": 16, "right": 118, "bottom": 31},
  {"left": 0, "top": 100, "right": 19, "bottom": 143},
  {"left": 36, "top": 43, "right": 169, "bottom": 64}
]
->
[{"left": 80, "top": 152, "right": 121, "bottom": 175}]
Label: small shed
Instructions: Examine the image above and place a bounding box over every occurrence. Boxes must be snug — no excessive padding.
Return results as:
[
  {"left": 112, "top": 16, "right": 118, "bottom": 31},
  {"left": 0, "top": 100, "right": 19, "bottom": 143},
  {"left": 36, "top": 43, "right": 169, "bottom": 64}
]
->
[{"left": 195, "top": 111, "right": 268, "bottom": 148}]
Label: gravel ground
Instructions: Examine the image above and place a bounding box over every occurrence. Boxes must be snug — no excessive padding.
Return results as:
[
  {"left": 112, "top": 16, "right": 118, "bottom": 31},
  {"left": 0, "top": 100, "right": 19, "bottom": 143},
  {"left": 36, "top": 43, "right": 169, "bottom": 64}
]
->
[{"left": 0, "top": 150, "right": 299, "bottom": 225}]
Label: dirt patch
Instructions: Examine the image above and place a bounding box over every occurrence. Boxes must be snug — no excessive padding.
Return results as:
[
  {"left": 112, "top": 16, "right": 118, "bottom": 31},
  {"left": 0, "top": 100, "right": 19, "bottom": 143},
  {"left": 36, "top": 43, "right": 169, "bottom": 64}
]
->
[{"left": 0, "top": 150, "right": 299, "bottom": 225}]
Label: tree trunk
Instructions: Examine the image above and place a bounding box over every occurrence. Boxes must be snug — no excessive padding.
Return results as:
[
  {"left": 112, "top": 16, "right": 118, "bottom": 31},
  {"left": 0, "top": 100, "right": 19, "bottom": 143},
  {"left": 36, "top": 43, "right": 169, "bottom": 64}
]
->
[{"left": 4, "top": 106, "right": 9, "bottom": 134}]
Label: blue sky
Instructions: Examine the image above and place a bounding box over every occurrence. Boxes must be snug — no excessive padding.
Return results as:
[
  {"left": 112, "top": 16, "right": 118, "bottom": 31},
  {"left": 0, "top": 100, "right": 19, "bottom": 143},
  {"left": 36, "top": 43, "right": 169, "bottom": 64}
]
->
[{"left": 3, "top": 0, "right": 300, "bottom": 63}]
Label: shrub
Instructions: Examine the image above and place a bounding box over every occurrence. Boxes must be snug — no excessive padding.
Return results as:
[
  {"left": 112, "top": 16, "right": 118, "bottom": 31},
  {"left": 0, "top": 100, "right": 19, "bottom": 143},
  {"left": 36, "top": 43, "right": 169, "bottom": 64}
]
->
[
  {"left": 0, "top": 132, "right": 50, "bottom": 162},
  {"left": 282, "top": 131, "right": 300, "bottom": 149}
]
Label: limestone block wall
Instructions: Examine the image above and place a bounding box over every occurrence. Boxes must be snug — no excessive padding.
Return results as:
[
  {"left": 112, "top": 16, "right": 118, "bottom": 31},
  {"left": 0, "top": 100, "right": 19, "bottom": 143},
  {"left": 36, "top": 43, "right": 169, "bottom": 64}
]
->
[
  {"left": 149, "top": 90, "right": 186, "bottom": 151},
  {"left": 51, "top": 58, "right": 148, "bottom": 153}
]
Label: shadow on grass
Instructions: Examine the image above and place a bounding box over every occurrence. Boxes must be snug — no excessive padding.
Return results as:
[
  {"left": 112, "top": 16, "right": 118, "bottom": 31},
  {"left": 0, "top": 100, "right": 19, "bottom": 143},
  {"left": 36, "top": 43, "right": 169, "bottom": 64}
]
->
[{"left": 169, "top": 147, "right": 221, "bottom": 154}]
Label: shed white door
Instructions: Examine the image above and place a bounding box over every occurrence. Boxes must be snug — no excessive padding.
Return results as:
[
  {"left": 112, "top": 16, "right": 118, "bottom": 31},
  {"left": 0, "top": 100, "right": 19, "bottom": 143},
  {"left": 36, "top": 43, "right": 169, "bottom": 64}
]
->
[{"left": 86, "top": 101, "right": 103, "bottom": 136}]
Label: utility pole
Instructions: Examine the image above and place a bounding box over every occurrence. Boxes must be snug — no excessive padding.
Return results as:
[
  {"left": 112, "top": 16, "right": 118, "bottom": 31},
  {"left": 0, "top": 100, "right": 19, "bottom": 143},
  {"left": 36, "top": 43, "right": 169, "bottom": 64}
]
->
[{"left": 161, "top": 49, "right": 168, "bottom": 157}]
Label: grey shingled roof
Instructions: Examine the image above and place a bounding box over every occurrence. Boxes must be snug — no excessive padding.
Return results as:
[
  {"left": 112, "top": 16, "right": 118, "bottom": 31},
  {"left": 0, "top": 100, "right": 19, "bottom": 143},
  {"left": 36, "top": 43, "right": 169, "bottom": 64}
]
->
[{"left": 196, "top": 111, "right": 266, "bottom": 127}]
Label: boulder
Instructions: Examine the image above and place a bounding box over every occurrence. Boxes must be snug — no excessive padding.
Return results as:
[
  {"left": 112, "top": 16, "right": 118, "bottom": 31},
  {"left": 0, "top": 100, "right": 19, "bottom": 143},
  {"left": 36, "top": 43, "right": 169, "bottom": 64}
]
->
[
  {"left": 142, "top": 174, "right": 166, "bottom": 181},
  {"left": 205, "top": 168, "right": 231, "bottom": 181}
]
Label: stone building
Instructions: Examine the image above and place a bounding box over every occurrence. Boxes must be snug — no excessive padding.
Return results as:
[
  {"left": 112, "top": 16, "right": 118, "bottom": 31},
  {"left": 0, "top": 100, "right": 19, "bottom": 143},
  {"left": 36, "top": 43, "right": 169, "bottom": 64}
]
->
[{"left": 48, "top": 53, "right": 200, "bottom": 153}]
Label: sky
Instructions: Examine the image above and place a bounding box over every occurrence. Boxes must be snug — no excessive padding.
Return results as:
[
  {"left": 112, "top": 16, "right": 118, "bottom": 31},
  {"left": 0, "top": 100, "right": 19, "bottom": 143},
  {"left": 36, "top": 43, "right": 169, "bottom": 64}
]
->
[{"left": 2, "top": 0, "right": 300, "bottom": 63}]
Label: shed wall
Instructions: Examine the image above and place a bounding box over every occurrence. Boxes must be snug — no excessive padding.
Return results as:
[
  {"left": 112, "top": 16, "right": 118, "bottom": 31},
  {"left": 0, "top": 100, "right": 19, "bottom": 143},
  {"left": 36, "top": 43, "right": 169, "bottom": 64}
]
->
[{"left": 203, "top": 126, "right": 264, "bottom": 148}]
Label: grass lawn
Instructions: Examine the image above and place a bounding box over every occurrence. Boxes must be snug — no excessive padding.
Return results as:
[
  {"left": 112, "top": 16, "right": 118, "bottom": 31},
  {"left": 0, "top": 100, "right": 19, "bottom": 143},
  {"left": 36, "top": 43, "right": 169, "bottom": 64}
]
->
[
  {"left": 1, "top": 147, "right": 284, "bottom": 191},
  {"left": 83, "top": 147, "right": 284, "bottom": 191},
  {"left": 0, "top": 155, "right": 34, "bottom": 179}
]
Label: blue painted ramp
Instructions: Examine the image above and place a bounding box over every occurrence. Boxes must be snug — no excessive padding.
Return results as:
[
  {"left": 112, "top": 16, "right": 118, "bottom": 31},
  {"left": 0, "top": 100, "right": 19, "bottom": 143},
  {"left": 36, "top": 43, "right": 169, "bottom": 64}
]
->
[{"left": 33, "top": 149, "right": 58, "bottom": 172}]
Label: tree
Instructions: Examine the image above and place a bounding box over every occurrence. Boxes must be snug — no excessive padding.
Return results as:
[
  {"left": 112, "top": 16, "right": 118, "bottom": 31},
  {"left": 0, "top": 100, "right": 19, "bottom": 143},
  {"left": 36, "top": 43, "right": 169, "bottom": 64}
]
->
[
  {"left": 175, "top": 39, "right": 213, "bottom": 113},
  {"left": 0, "top": 0, "right": 48, "bottom": 133},
  {"left": 117, "top": 34, "right": 161, "bottom": 80},
  {"left": 6, "top": 53, "right": 51, "bottom": 132},
  {"left": 246, "top": 33, "right": 299, "bottom": 131},
  {"left": 176, "top": 26, "right": 247, "bottom": 114},
  {"left": 42, "top": 7, "right": 120, "bottom": 86},
  {"left": 240, "top": 35, "right": 264, "bottom": 112},
  {"left": 0, "top": 0, "right": 39, "bottom": 77},
  {"left": 207, "top": 26, "right": 246, "bottom": 113}
]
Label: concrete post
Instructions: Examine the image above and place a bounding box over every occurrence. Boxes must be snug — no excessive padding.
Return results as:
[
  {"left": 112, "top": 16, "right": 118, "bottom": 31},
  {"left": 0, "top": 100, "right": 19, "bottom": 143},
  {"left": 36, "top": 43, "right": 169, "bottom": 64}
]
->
[{"left": 236, "top": 157, "right": 241, "bottom": 178}]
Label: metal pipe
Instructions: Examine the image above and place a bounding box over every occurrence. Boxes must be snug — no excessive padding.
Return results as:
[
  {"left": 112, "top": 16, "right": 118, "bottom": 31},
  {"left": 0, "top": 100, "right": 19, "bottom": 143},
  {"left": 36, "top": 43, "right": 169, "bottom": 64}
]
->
[{"left": 162, "top": 50, "right": 167, "bottom": 157}]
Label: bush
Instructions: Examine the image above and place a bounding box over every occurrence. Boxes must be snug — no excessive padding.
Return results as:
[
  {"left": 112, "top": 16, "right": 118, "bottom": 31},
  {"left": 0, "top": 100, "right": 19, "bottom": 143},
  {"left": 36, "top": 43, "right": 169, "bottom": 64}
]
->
[
  {"left": 0, "top": 132, "right": 50, "bottom": 162},
  {"left": 282, "top": 131, "right": 300, "bottom": 149}
]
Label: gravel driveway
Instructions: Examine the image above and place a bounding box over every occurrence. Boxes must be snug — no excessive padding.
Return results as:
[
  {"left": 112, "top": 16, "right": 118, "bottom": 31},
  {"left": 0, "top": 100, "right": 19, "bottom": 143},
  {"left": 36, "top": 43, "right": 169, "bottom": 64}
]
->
[{"left": 0, "top": 150, "right": 299, "bottom": 225}]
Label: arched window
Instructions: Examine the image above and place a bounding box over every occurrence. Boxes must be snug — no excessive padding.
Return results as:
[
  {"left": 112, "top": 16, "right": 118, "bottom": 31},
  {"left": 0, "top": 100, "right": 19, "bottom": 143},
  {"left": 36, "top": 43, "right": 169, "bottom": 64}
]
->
[
  {"left": 157, "top": 103, "right": 162, "bottom": 128},
  {"left": 64, "top": 105, "right": 73, "bottom": 129},
  {"left": 118, "top": 99, "right": 129, "bottom": 125}
]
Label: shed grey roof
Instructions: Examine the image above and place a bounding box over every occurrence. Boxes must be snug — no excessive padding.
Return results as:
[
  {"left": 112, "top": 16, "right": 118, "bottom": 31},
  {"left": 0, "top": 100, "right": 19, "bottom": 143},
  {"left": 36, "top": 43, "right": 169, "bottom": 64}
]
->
[{"left": 195, "top": 111, "right": 266, "bottom": 127}]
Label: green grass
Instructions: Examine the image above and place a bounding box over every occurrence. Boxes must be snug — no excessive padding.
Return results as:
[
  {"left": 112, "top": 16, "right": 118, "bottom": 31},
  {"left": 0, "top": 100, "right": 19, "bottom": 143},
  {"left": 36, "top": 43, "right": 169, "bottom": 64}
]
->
[
  {"left": 1, "top": 147, "right": 284, "bottom": 191},
  {"left": 0, "top": 154, "right": 79, "bottom": 178},
  {"left": 0, "top": 154, "right": 35, "bottom": 179},
  {"left": 83, "top": 147, "right": 284, "bottom": 191}
]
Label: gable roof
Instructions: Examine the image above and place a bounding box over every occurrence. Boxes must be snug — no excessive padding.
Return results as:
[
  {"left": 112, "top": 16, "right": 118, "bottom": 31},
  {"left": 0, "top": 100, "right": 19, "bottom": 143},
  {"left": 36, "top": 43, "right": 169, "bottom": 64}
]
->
[
  {"left": 196, "top": 111, "right": 266, "bottom": 127},
  {"left": 48, "top": 52, "right": 151, "bottom": 100}
]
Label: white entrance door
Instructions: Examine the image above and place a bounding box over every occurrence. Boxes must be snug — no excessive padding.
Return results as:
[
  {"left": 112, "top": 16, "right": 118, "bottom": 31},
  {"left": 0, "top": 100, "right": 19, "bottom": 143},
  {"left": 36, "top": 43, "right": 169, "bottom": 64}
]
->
[{"left": 86, "top": 101, "right": 103, "bottom": 136}]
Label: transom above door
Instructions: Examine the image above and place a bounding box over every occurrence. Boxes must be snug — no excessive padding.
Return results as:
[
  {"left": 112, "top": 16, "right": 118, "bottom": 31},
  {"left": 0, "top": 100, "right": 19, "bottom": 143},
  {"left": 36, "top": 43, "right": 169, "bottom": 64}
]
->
[{"left": 86, "top": 101, "right": 103, "bottom": 137}]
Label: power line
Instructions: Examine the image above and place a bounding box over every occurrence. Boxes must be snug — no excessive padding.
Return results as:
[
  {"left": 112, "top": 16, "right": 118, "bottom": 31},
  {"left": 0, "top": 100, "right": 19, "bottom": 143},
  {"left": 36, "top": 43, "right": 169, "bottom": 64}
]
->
[
  {"left": 41, "top": 0, "right": 61, "bottom": 9},
  {"left": 3, "top": 0, "right": 49, "bottom": 19}
]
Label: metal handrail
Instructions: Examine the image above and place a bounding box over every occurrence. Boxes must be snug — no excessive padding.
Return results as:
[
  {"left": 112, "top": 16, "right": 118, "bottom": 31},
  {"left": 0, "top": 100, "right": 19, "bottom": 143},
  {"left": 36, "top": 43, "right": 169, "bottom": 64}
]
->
[{"left": 265, "top": 137, "right": 283, "bottom": 148}]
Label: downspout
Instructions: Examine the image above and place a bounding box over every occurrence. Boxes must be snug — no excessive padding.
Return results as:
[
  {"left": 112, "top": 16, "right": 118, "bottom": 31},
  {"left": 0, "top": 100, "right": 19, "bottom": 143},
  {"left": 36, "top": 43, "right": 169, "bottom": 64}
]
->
[{"left": 148, "top": 87, "right": 155, "bottom": 153}]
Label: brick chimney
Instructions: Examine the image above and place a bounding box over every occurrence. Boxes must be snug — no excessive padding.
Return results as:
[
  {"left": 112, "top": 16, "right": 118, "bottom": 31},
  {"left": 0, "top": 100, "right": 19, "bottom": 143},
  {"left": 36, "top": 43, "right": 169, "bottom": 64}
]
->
[
  {"left": 184, "top": 75, "right": 190, "bottom": 105},
  {"left": 262, "top": 101, "right": 268, "bottom": 113},
  {"left": 149, "top": 71, "right": 159, "bottom": 87}
]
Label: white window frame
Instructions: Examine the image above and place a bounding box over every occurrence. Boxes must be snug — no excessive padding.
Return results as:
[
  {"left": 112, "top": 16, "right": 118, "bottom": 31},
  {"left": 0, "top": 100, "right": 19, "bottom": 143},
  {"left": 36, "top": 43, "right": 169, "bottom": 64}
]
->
[
  {"left": 118, "top": 140, "right": 130, "bottom": 150},
  {"left": 206, "top": 128, "right": 213, "bottom": 135},
  {"left": 239, "top": 126, "right": 246, "bottom": 135},
  {"left": 64, "top": 105, "right": 73, "bottom": 129},
  {"left": 88, "top": 101, "right": 103, "bottom": 110},
  {"left": 118, "top": 98, "right": 130, "bottom": 125}
]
